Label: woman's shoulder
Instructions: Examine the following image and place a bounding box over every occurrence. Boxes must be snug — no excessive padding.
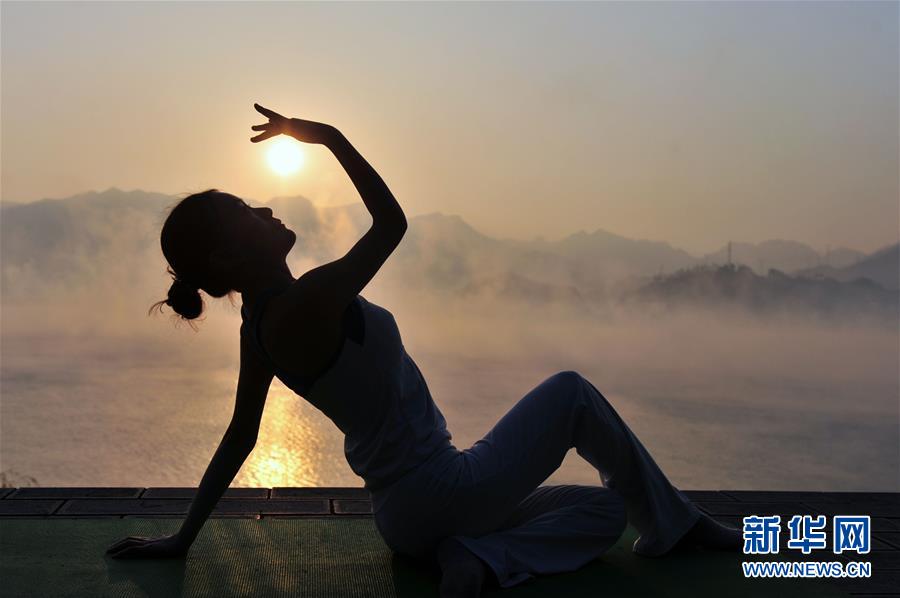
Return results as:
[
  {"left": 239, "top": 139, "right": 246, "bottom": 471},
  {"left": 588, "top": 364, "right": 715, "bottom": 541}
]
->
[{"left": 260, "top": 286, "right": 349, "bottom": 376}]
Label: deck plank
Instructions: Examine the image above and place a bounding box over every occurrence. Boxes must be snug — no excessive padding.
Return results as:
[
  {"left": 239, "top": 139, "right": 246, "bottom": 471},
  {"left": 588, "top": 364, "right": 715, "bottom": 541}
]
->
[
  {"left": 8, "top": 488, "right": 142, "bottom": 499},
  {"left": 141, "top": 487, "right": 269, "bottom": 499}
]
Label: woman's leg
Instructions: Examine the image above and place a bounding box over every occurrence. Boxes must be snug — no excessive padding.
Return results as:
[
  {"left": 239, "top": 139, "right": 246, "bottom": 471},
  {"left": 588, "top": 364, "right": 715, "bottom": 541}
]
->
[
  {"left": 447, "top": 484, "right": 627, "bottom": 589},
  {"left": 444, "top": 370, "right": 702, "bottom": 588}
]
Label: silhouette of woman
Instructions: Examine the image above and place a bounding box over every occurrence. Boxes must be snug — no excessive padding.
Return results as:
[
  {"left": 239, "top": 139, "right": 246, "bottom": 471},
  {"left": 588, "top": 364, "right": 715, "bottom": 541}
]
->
[{"left": 106, "top": 103, "right": 740, "bottom": 597}]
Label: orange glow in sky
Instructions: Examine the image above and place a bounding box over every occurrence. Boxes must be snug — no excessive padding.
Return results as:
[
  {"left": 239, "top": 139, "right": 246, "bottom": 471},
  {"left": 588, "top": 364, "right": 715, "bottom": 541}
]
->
[{"left": 266, "top": 138, "right": 305, "bottom": 176}]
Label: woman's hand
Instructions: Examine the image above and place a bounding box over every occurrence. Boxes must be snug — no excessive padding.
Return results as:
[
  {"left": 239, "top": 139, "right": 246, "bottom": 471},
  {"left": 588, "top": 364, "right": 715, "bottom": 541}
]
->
[
  {"left": 251, "top": 103, "right": 338, "bottom": 146},
  {"left": 106, "top": 533, "right": 188, "bottom": 559}
]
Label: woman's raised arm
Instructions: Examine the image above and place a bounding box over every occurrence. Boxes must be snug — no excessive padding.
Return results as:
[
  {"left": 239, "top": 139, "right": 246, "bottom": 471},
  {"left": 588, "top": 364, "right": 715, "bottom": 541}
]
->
[
  {"left": 251, "top": 103, "right": 407, "bottom": 314},
  {"left": 252, "top": 103, "right": 406, "bottom": 228}
]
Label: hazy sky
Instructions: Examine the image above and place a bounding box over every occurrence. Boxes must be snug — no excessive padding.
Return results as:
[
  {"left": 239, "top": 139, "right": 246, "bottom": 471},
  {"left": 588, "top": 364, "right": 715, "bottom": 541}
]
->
[{"left": 2, "top": 1, "right": 897, "bottom": 254}]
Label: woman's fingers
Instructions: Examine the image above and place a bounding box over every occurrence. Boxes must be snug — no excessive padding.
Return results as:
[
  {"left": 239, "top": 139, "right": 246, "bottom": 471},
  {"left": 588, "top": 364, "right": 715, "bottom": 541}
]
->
[
  {"left": 107, "top": 539, "right": 150, "bottom": 557},
  {"left": 110, "top": 537, "right": 146, "bottom": 549},
  {"left": 106, "top": 536, "right": 145, "bottom": 553},
  {"left": 254, "top": 103, "right": 284, "bottom": 120},
  {"left": 251, "top": 103, "right": 291, "bottom": 142},
  {"left": 250, "top": 130, "right": 279, "bottom": 143}
]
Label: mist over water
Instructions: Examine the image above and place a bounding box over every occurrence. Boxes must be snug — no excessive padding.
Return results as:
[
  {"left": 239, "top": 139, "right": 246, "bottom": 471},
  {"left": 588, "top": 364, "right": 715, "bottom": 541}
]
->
[
  {"left": 1, "top": 191, "right": 897, "bottom": 490},
  {"left": 2, "top": 289, "right": 896, "bottom": 491}
]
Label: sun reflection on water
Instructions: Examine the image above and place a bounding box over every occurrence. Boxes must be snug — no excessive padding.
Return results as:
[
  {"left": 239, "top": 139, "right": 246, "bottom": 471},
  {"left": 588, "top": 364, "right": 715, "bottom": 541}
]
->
[{"left": 234, "top": 385, "right": 350, "bottom": 487}]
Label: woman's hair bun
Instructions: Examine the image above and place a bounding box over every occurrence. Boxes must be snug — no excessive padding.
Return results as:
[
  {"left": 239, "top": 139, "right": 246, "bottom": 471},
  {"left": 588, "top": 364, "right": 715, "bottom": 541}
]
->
[{"left": 166, "top": 277, "right": 203, "bottom": 320}]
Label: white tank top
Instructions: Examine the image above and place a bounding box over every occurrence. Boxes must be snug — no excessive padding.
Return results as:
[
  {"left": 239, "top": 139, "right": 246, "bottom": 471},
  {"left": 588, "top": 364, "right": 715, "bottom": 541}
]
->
[{"left": 241, "top": 284, "right": 454, "bottom": 491}]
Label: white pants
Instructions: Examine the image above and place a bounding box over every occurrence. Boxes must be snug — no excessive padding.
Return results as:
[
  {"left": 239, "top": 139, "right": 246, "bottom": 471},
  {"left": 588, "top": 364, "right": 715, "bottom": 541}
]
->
[{"left": 371, "top": 370, "right": 702, "bottom": 588}]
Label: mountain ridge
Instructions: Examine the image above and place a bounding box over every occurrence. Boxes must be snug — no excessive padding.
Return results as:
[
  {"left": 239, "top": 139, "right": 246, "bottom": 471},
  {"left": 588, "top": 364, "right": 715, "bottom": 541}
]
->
[
  {"left": 2, "top": 189, "right": 896, "bottom": 320},
  {"left": 3, "top": 189, "right": 884, "bottom": 262}
]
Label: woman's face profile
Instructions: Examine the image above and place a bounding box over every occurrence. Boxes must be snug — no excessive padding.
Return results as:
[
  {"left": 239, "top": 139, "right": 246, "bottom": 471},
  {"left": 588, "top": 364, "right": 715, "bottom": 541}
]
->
[{"left": 214, "top": 193, "right": 296, "bottom": 268}]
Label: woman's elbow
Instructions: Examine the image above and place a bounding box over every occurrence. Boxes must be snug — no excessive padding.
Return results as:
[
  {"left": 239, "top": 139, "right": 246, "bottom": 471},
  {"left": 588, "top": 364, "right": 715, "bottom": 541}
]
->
[{"left": 375, "top": 210, "right": 407, "bottom": 240}]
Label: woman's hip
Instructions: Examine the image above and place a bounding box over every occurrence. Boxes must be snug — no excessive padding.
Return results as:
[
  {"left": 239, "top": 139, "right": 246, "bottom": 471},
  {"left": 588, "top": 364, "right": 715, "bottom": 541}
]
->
[
  {"left": 370, "top": 447, "right": 471, "bottom": 554},
  {"left": 370, "top": 445, "right": 540, "bottom": 556}
]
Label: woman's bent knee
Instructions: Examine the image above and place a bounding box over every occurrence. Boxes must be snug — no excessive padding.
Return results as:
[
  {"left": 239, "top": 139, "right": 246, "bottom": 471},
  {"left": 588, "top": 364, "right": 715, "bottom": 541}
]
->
[
  {"left": 552, "top": 370, "right": 583, "bottom": 384},
  {"left": 546, "top": 370, "right": 588, "bottom": 396},
  {"left": 548, "top": 370, "right": 609, "bottom": 402},
  {"left": 553, "top": 370, "right": 613, "bottom": 403}
]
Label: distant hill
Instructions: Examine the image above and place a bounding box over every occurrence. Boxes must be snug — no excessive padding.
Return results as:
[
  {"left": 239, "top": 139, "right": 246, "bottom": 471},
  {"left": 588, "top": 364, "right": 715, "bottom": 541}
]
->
[
  {"left": 524, "top": 229, "right": 698, "bottom": 285},
  {"left": 826, "top": 246, "right": 869, "bottom": 269},
  {"left": 0, "top": 188, "right": 174, "bottom": 295},
  {"left": 794, "top": 243, "right": 899, "bottom": 291},
  {"left": 700, "top": 239, "right": 865, "bottom": 273},
  {"left": 1, "top": 188, "right": 896, "bottom": 321},
  {"left": 625, "top": 263, "right": 898, "bottom": 320}
]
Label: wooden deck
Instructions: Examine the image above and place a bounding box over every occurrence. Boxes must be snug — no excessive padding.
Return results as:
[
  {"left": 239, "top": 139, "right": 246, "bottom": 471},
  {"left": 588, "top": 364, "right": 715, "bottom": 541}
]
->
[{"left": 2, "top": 488, "right": 897, "bottom": 596}]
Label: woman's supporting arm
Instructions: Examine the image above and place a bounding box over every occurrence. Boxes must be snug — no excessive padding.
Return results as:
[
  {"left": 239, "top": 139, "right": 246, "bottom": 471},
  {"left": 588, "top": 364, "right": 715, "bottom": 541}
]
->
[
  {"left": 176, "top": 341, "right": 273, "bottom": 548},
  {"left": 107, "top": 341, "right": 272, "bottom": 559},
  {"left": 173, "top": 432, "right": 255, "bottom": 548},
  {"left": 105, "top": 431, "right": 254, "bottom": 559}
]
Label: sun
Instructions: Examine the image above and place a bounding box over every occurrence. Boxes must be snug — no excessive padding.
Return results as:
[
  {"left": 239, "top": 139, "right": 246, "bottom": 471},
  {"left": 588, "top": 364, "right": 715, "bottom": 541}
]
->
[{"left": 266, "top": 137, "right": 305, "bottom": 176}]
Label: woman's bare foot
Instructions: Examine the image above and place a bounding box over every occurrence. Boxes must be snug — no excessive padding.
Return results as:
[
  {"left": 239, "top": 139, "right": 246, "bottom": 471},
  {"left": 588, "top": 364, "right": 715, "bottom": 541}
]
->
[
  {"left": 436, "top": 537, "right": 487, "bottom": 598},
  {"left": 674, "top": 513, "right": 743, "bottom": 552}
]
